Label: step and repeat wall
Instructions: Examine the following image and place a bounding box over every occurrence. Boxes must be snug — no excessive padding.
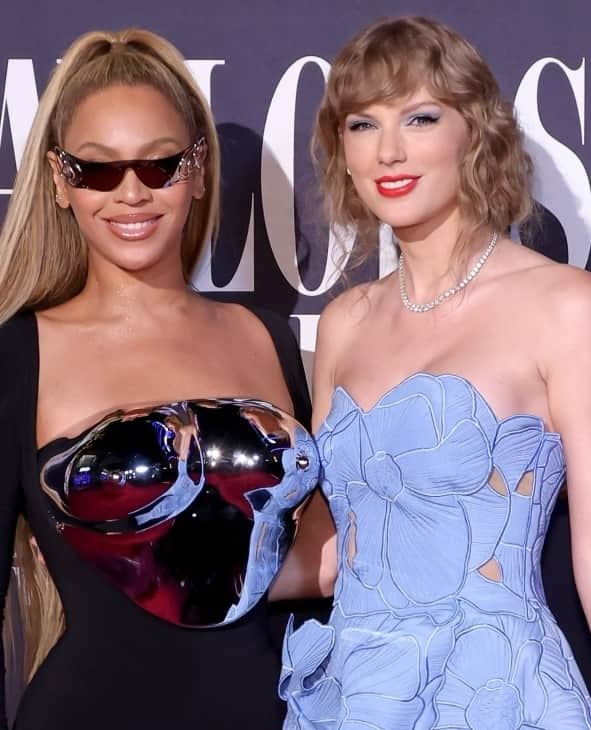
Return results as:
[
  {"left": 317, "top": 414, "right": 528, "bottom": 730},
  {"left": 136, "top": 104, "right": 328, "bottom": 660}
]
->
[
  {"left": 0, "top": 0, "right": 589, "bottom": 374},
  {"left": 1, "top": 0, "right": 590, "bottom": 708}
]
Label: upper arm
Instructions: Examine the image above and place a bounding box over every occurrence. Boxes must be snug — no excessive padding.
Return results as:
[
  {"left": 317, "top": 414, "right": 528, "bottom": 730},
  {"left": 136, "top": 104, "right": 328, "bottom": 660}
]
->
[
  {"left": 311, "top": 293, "right": 355, "bottom": 431},
  {"left": 0, "top": 403, "right": 22, "bottom": 729},
  {"left": 266, "top": 307, "right": 337, "bottom": 600},
  {"left": 311, "top": 311, "right": 336, "bottom": 432},
  {"left": 270, "top": 296, "right": 357, "bottom": 600},
  {"left": 0, "top": 321, "right": 28, "bottom": 728},
  {"left": 545, "top": 269, "right": 591, "bottom": 622}
]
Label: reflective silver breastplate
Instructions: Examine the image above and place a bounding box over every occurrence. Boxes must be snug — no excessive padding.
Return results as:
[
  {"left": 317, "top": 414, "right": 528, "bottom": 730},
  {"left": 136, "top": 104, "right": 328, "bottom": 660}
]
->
[{"left": 41, "top": 398, "right": 319, "bottom": 627}]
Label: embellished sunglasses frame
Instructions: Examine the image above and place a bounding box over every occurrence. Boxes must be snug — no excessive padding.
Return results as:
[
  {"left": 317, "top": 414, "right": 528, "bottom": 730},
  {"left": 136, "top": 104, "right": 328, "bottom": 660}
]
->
[{"left": 54, "top": 136, "right": 207, "bottom": 191}]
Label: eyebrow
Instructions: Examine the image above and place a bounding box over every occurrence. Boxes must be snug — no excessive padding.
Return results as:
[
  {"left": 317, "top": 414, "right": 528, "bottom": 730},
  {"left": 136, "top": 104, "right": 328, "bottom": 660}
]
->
[
  {"left": 401, "top": 99, "right": 442, "bottom": 114},
  {"left": 347, "top": 99, "right": 442, "bottom": 118},
  {"left": 72, "top": 137, "right": 187, "bottom": 157}
]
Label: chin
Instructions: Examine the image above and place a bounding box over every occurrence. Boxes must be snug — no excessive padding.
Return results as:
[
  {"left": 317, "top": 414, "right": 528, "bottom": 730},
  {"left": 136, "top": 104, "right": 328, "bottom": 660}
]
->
[
  {"left": 99, "top": 249, "right": 170, "bottom": 274},
  {"left": 378, "top": 205, "right": 454, "bottom": 236},
  {"left": 118, "top": 256, "right": 170, "bottom": 274},
  {"left": 378, "top": 213, "right": 429, "bottom": 232},
  {"left": 361, "top": 198, "right": 424, "bottom": 229},
  {"left": 91, "top": 238, "right": 177, "bottom": 272}
]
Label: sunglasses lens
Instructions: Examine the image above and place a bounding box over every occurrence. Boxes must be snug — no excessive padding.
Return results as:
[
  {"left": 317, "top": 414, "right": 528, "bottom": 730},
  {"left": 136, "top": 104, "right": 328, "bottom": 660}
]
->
[
  {"left": 134, "top": 159, "right": 179, "bottom": 188},
  {"left": 78, "top": 163, "right": 126, "bottom": 192}
]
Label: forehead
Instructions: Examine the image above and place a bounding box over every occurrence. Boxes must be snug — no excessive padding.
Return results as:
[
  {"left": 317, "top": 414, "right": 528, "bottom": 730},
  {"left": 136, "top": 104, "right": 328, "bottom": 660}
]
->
[
  {"left": 338, "top": 65, "right": 448, "bottom": 116},
  {"left": 63, "top": 84, "right": 190, "bottom": 153},
  {"left": 349, "top": 86, "right": 442, "bottom": 114}
]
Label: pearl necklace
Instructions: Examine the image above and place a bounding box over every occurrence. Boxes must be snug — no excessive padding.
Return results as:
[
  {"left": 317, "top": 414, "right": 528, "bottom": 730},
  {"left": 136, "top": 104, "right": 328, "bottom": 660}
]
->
[{"left": 398, "top": 231, "right": 498, "bottom": 313}]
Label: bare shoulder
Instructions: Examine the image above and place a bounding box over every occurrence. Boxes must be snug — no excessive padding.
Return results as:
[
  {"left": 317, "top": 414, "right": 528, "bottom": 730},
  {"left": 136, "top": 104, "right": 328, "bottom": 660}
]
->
[
  {"left": 495, "top": 238, "right": 590, "bottom": 303},
  {"left": 35, "top": 294, "right": 90, "bottom": 326},
  {"left": 313, "top": 281, "right": 378, "bottom": 388},
  {"left": 34, "top": 303, "right": 82, "bottom": 358},
  {"left": 318, "top": 280, "right": 377, "bottom": 334},
  {"left": 510, "top": 249, "right": 591, "bottom": 315},
  {"left": 538, "top": 265, "right": 591, "bottom": 415},
  {"left": 504, "top": 250, "right": 591, "bottom": 365},
  {"left": 206, "top": 300, "right": 294, "bottom": 411},
  {"left": 213, "top": 300, "right": 281, "bottom": 350},
  {"left": 539, "top": 263, "right": 591, "bottom": 325},
  {"left": 212, "top": 300, "right": 289, "bottom": 374}
]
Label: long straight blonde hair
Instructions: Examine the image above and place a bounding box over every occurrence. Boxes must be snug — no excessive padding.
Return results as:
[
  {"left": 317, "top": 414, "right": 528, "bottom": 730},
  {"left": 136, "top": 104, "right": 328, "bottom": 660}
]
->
[{"left": 1, "top": 28, "right": 221, "bottom": 682}]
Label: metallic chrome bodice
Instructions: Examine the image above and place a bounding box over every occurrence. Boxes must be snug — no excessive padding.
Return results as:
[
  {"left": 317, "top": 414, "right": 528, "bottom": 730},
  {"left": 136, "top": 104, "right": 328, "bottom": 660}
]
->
[{"left": 41, "top": 398, "right": 319, "bottom": 627}]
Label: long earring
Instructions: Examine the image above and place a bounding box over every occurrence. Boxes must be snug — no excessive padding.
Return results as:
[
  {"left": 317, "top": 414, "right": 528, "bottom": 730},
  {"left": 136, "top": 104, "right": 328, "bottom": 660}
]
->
[{"left": 55, "top": 190, "right": 69, "bottom": 209}]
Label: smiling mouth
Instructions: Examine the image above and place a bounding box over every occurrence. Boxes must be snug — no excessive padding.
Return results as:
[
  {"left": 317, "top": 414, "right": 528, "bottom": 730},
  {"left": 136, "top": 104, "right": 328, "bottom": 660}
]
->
[
  {"left": 375, "top": 177, "right": 420, "bottom": 198},
  {"left": 106, "top": 216, "right": 162, "bottom": 240}
]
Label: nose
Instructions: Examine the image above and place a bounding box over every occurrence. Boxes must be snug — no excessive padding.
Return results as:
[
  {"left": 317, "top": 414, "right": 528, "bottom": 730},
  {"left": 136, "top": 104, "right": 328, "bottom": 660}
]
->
[
  {"left": 113, "top": 168, "right": 153, "bottom": 205},
  {"left": 377, "top": 127, "right": 406, "bottom": 166}
]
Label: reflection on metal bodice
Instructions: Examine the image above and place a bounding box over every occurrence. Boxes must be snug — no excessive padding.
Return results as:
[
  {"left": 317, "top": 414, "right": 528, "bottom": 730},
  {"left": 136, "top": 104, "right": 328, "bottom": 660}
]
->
[{"left": 41, "top": 398, "right": 319, "bottom": 627}]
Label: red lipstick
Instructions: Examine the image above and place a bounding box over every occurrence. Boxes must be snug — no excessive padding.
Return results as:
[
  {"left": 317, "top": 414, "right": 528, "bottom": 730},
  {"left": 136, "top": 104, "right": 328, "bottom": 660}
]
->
[{"left": 375, "top": 175, "right": 420, "bottom": 198}]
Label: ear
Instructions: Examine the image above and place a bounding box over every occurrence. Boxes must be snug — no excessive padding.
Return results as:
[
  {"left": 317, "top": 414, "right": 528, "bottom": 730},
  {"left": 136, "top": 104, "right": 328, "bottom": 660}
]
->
[
  {"left": 191, "top": 164, "right": 206, "bottom": 201},
  {"left": 190, "top": 139, "right": 208, "bottom": 200},
  {"left": 46, "top": 150, "right": 71, "bottom": 209}
]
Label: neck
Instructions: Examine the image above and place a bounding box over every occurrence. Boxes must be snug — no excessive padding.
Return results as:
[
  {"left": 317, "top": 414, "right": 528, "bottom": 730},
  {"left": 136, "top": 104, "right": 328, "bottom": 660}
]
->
[
  {"left": 394, "top": 211, "right": 492, "bottom": 303},
  {"left": 74, "top": 253, "right": 195, "bottom": 323}
]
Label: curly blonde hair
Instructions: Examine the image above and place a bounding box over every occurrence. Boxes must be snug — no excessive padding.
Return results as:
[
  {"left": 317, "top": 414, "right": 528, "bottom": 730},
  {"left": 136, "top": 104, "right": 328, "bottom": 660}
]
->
[
  {"left": 314, "top": 16, "right": 534, "bottom": 263},
  {"left": 1, "top": 27, "right": 221, "bottom": 684}
]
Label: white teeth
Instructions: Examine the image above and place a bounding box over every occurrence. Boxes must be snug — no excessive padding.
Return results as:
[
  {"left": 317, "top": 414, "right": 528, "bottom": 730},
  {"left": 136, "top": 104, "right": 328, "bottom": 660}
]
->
[
  {"left": 379, "top": 179, "right": 416, "bottom": 189},
  {"left": 110, "top": 218, "right": 156, "bottom": 231}
]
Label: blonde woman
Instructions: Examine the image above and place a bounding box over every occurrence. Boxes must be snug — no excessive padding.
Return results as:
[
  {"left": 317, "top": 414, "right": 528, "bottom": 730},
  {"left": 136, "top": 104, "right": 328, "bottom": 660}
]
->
[
  {"left": 0, "top": 29, "right": 318, "bottom": 729},
  {"left": 279, "top": 16, "right": 591, "bottom": 729}
]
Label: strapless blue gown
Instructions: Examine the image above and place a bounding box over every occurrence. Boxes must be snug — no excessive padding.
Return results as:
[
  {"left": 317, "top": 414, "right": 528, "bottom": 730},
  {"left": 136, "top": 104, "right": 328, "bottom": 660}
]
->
[{"left": 280, "top": 374, "right": 591, "bottom": 729}]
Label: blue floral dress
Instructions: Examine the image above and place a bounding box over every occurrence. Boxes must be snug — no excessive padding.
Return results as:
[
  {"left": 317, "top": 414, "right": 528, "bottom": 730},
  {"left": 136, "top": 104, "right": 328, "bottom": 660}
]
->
[{"left": 280, "top": 373, "right": 591, "bottom": 729}]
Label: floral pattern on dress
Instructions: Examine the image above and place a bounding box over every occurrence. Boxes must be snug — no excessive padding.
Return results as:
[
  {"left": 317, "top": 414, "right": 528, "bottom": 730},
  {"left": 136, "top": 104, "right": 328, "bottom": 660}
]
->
[
  {"left": 434, "top": 617, "right": 591, "bottom": 730},
  {"left": 281, "top": 609, "right": 461, "bottom": 729},
  {"left": 281, "top": 374, "right": 591, "bottom": 729}
]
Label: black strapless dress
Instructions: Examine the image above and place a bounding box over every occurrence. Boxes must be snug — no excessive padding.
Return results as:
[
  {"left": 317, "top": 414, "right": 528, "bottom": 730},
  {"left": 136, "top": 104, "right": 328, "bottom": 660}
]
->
[{"left": 0, "top": 310, "right": 317, "bottom": 730}]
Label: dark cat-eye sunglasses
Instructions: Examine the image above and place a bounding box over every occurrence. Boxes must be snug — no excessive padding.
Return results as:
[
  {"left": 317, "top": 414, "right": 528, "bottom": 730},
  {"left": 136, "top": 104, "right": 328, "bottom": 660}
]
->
[{"left": 54, "top": 137, "right": 206, "bottom": 192}]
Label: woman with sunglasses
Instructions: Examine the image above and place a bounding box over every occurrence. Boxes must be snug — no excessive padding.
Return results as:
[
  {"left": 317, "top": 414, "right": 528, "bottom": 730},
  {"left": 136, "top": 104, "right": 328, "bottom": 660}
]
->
[
  {"left": 279, "top": 16, "right": 591, "bottom": 729},
  {"left": 0, "top": 29, "right": 320, "bottom": 730}
]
